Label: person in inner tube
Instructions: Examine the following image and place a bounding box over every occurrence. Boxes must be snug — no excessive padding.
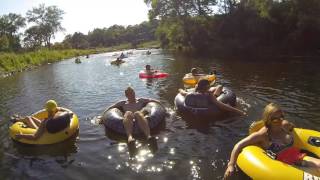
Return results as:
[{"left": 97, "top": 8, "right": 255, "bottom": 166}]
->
[
  {"left": 103, "top": 86, "right": 160, "bottom": 157},
  {"left": 178, "top": 79, "right": 246, "bottom": 115},
  {"left": 115, "top": 57, "right": 123, "bottom": 63},
  {"left": 13, "top": 100, "right": 73, "bottom": 140},
  {"left": 223, "top": 103, "right": 320, "bottom": 180},
  {"left": 186, "top": 68, "right": 207, "bottom": 82},
  {"left": 191, "top": 68, "right": 201, "bottom": 76},
  {"left": 145, "top": 64, "right": 157, "bottom": 75}
]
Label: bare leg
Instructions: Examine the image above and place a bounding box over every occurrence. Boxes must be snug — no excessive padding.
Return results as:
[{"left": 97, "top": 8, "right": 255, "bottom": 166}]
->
[
  {"left": 134, "top": 111, "right": 151, "bottom": 139},
  {"left": 134, "top": 111, "right": 158, "bottom": 153},
  {"left": 22, "top": 117, "right": 41, "bottom": 129},
  {"left": 303, "top": 156, "right": 320, "bottom": 169},
  {"left": 123, "top": 111, "right": 135, "bottom": 142}
]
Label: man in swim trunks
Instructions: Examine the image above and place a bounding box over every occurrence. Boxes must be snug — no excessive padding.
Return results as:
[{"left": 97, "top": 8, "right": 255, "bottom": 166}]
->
[
  {"left": 105, "top": 87, "right": 160, "bottom": 157},
  {"left": 145, "top": 64, "right": 156, "bottom": 75}
]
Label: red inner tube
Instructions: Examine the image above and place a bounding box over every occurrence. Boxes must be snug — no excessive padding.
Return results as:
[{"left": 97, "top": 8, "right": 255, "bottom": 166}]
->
[{"left": 139, "top": 70, "right": 169, "bottom": 78}]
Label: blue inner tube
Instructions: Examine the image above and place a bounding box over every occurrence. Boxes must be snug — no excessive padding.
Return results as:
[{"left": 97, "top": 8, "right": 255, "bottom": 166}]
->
[
  {"left": 174, "top": 87, "right": 237, "bottom": 120},
  {"left": 102, "top": 102, "right": 166, "bottom": 135}
]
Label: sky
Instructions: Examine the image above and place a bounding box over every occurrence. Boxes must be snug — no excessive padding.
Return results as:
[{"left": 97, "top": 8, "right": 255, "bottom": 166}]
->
[{"left": 0, "top": 0, "right": 150, "bottom": 42}]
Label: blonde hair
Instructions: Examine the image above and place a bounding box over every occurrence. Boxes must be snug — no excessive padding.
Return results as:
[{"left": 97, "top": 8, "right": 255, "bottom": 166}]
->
[{"left": 262, "top": 103, "right": 282, "bottom": 127}]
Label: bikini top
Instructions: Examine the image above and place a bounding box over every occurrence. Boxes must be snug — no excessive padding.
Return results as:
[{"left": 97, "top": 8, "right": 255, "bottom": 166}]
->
[{"left": 267, "top": 130, "right": 294, "bottom": 154}]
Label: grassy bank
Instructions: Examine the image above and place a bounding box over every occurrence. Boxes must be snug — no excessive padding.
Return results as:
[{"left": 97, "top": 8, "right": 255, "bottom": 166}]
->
[
  {"left": 0, "top": 49, "right": 104, "bottom": 75},
  {"left": 0, "top": 41, "right": 160, "bottom": 77}
]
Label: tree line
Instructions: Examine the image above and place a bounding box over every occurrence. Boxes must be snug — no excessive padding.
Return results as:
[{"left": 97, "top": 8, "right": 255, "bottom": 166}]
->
[
  {"left": 0, "top": 4, "right": 64, "bottom": 51},
  {"left": 1, "top": 1, "right": 319, "bottom": 57},
  {"left": 0, "top": 4, "right": 158, "bottom": 52},
  {"left": 144, "top": 0, "right": 320, "bottom": 57},
  {"left": 61, "top": 21, "right": 158, "bottom": 49}
]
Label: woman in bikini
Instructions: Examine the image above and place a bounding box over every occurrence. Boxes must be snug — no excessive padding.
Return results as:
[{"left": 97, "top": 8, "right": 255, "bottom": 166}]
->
[{"left": 224, "top": 103, "right": 320, "bottom": 179}]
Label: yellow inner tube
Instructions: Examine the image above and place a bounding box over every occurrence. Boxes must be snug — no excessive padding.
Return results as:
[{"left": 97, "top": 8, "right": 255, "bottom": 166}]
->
[
  {"left": 237, "top": 120, "right": 320, "bottom": 179},
  {"left": 9, "top": 109, "right": 79, "bottom": 145},
  {"left": 182, "top": 74, "right": 216, "bottom": 86}
]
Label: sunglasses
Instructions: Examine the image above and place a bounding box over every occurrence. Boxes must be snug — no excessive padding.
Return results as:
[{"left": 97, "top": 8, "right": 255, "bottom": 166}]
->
[{"left": 270, "top": 114, "right": 284, "bottom": 122}]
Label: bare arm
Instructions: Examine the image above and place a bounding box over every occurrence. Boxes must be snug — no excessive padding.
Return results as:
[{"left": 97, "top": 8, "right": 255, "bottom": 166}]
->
[
  {"left": 178, "top": 89, "right": 188, "bottom": 96},
  {"left": 102, "top": 101, "right": 124, "bottom": 114},
  {"left": 140, "top": 98, "right": 161, "bottom": 104},
  {"left": 224, "top": 130, "right": 266, "bottom": 179},
  {"left": 57, "top": 107, "right": 73, "bottom": 116},
  {"left": 211, "top": 96, "right": 246, "bottom": 116}
]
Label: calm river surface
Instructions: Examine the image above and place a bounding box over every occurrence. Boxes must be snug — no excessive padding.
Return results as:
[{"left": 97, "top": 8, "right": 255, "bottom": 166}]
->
[{"left": 0, "top": 49, "right": 319, "bottom": 179}]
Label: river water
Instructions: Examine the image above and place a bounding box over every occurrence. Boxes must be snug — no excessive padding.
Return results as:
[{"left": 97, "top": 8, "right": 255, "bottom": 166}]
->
[{"left": 0, "top": 49, "right": 319, "bottom": 179}]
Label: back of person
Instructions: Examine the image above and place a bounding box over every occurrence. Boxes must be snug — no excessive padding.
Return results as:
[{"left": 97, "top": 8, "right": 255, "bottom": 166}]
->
[
  {"left": 185, "top": 92, "right": 212, "bottom": 108},
  {"left": 46, "top": 112, "right": 71, "bottom": 133}
]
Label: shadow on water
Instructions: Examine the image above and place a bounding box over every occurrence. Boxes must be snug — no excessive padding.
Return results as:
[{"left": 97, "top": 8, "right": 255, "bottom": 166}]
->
[
  {"left": 176, "top": 111, "right": 243, "bottom": 135},
  {"left": 12, "top": 133, "right": 78, "bottom": 158}
]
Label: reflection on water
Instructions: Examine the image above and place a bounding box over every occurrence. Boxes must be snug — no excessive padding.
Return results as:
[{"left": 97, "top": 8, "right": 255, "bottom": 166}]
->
[{"left": 0, "top": 49, "right": 319, "bottom": 179}]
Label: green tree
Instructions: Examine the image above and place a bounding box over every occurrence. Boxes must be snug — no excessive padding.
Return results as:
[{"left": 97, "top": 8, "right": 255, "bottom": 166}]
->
[
  {"left": 0, "top": 13, "right": 26, "bottom": 51},
  {"left": 63, "top": 32, "right": 89, "bottom": 49},
  {"left": 26, "top": 4, "right": 65, "bottom": 48},
  {"left": 23, "top": 26, "right": 45, "bottom": 50},
  {"left": 0, "top": 35, "right": 9, "bottom": 51}
]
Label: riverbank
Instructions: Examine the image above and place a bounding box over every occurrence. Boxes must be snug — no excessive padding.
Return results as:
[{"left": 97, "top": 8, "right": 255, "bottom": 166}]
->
[
  {"left": 0, "top": 41, "right": 160, "bottom": 78},
  {"left": 0, "top": 49, "right": 102, "bottom": 78}
]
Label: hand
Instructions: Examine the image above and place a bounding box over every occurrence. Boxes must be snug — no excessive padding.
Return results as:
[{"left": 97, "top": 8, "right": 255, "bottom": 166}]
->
[
  {"left": 15, "top": 131, "right": 23, "bottom": 139},
  {"left": 224, "top": 164, "right": 235, "bottom": 180},
  {"left": 241, "top": 111, "right": 247, "bottom": 116}
]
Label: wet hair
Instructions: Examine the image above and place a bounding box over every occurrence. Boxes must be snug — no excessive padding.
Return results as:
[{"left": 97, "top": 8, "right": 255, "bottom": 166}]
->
[
  {"left": 125, "top": 86, "right": 134, "bottom": 96},
  {"left": 191, "top": 68, "right": 198, "bottom": 75},
  {"left": 195, "top": 79, "right": 210, "bottom": 92},
  {"left": 262, "top": 103, "right": 283, "bottom": 127},
  {"left": 145, "top": 65, "right": 151, "bottom": 70}
]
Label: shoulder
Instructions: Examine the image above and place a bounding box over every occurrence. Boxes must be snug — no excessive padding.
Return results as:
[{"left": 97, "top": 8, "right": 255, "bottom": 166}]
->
[
  {"left": 116, "top": 100, "right": 126, "bottom": 105},
  {"left": 111, "top": 100, "right": 126, "bottom": 108},
  {"left": 249, "top": 127, "right": 268, "bottom": 141},
  {"left": 281, "top": 120, "right": 295, "bottom": 132}
]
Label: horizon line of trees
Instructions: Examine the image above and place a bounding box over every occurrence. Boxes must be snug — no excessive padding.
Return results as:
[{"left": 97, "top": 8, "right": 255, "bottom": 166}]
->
[
  {"left": 0, "top": 4, "right": 64, "bottom": 52},
  {"left": 2, "top": 1, "right": 320, "bottom": 57},
  {"left": 61, "top": 20, "right": 158, "bottom": 50},
  {"left": 144, "top": 0, "right": 320, "bottom": 56},
  {"left": 0, "top": 3, "right": 158, "bottom": 53}
]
